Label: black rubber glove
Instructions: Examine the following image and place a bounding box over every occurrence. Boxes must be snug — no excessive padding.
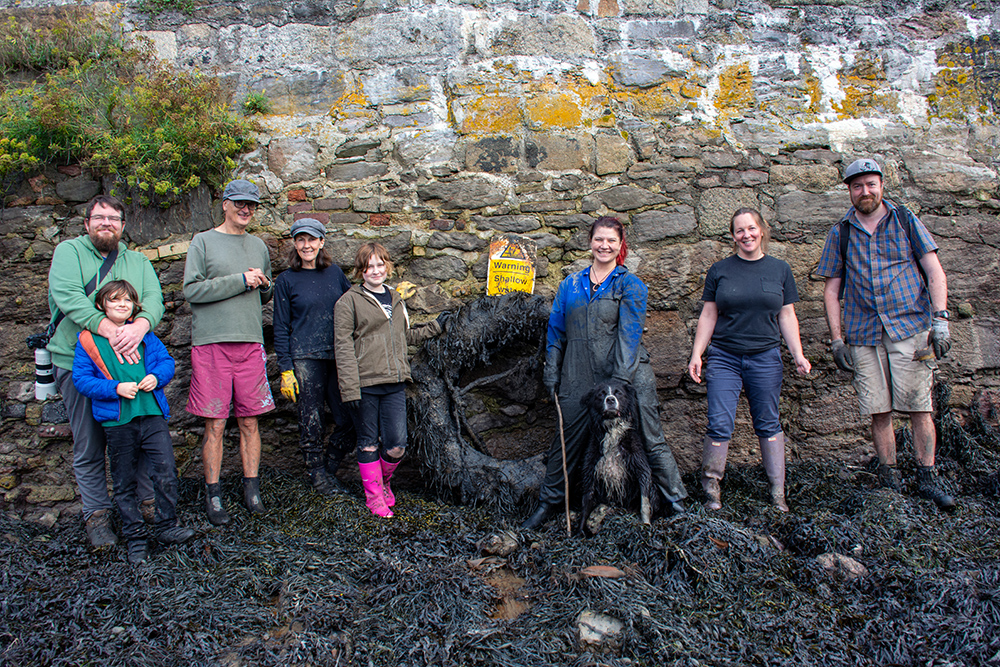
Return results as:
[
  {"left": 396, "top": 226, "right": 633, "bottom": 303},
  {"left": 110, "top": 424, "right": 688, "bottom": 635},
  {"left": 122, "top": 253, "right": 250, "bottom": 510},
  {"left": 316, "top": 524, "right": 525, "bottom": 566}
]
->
[{"left": 831, "top": 338, "right": 854, "bottom": 373}]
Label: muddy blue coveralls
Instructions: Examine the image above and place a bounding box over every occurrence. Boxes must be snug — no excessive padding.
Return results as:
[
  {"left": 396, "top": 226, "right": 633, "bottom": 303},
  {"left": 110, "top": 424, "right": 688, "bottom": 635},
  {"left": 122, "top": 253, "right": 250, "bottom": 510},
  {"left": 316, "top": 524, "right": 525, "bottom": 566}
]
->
[{"left": 538, "top": 265, "right": 687, "bottom": 509}]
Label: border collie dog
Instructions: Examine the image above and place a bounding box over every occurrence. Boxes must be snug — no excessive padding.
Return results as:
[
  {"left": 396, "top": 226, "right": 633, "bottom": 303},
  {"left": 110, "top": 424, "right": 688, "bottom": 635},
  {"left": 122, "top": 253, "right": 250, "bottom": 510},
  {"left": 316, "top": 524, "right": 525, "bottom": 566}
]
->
[{"left": 577, "top": 380, "right": 656, "bottom": 536}]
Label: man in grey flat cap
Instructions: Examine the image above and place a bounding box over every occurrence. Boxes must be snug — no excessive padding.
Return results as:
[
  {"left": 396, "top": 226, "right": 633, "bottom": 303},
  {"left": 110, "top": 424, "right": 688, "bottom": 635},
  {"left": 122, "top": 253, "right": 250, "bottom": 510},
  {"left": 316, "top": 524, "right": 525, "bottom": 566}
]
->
[
  {"left": 183, "top": 179, "right": 275, "bottom": 525},
  {"left": 816, "top": 158, "right": 955, "bottom": 509}
]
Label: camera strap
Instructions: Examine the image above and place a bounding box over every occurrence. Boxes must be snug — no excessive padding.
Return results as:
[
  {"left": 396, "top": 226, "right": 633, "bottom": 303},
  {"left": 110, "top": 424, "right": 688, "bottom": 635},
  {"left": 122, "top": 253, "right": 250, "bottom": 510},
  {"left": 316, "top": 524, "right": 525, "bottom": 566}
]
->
[{"left": 47, "top": 247, "right": 120, "bottom": 338}]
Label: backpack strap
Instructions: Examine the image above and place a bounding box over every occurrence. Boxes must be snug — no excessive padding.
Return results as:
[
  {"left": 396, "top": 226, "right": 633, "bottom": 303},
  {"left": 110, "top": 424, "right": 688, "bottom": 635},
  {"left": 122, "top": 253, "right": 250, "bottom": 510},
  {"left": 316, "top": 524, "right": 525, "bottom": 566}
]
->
[{"left": 78, "top": 331, "right": 113, "bottom": 381}]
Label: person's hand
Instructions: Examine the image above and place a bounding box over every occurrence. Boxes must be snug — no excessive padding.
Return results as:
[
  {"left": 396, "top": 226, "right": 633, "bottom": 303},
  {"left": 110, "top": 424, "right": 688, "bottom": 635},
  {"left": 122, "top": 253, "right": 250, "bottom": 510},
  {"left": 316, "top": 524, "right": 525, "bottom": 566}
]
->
[
  {"left": 831, "top": 338, "right": 854, "bottom": 372},
  {"left": 106, "top": 319, "right": 149, "bottom": 364},
  {"left": 929, "top": 318, "right": 951, "bottom": 359},
  {"left": 344, "top": 399, "right": 361, "bottom": 412},
  {"left": 543, "top": 380, "right": 559, "bottom": 398},
  {"left": 687, "top": 357, "right": 703, "bottom": 383},
  {"left": 793, "top": 354, "right": 812, "bottom": 376},
  {"left": 280, "top": 370, "right": 299, "bottom": 403},
  {"left": 116, "top": 382, "right": 139, "bottom": 399},
  {"left": 137, "top": 374, "right": 158, "bottom": 392},
  {"left": 243, "top": 268, "right": 268, "bottom": 290}
]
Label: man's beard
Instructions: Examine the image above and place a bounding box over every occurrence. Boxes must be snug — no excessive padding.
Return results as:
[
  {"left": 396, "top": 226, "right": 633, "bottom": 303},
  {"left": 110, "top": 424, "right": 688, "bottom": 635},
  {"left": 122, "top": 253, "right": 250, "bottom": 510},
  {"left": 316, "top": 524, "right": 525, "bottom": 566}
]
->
[
  {"left": 854, "top": 194, "right": 880, "bottom": 215},
  {"left": 90, "top": 230, "right": 121, "bottom": 254}
]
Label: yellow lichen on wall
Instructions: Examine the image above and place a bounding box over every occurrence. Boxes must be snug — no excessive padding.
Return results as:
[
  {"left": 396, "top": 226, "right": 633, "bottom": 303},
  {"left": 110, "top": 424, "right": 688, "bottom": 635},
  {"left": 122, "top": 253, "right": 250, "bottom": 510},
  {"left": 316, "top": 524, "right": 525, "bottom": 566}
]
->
[
  {"left": 832, "top": 55, "right": 899, "bottom": 118},
  {"left": 928, "top": 68, "right": 978, "bottom": 119},
  {"left": 715, "top": 63, "right": 754, "bottom": 119},
  {"left": 608, "top": 79, "right": 697, "bottom": 117},
  {"left": 460, "top": 96, "right": 522, "bottom": 135},
  {"left": 929, "top": 35, "right": 1000, "bottom": 119},
  {"left": 328, "top": 75, "right": 371, "bottom": 120},
  {"left": 524, "top": 92, "right": 582, "bottom": 129}
]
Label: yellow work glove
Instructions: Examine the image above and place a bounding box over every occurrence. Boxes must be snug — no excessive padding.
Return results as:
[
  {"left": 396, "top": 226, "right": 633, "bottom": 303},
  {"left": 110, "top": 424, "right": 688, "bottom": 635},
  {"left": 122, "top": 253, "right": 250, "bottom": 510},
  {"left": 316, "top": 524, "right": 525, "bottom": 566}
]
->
[
  {"left": 396, "top": 281, "right": 417, "bottom": 300},
  {"left": 280, "top": 370, "right": 299, "bottom": 403}
]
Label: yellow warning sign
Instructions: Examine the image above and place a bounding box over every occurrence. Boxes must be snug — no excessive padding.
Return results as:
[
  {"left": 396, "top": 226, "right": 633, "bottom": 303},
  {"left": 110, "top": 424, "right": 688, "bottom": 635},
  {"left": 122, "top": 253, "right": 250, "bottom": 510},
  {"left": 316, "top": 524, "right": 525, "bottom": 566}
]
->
[{"left": 487, "top": 234, "right": 536, "bottom": 296}]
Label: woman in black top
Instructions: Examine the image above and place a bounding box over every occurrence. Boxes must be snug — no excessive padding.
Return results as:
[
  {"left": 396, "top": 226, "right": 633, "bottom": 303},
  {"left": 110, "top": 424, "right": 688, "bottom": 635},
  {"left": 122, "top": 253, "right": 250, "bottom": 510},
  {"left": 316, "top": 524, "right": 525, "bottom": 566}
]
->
[
  {"left": 687, "top": 208, "right": 811, "bottom": 512},
  {"left": 273, "top": 218, "right": 354, "bottom": 495}
]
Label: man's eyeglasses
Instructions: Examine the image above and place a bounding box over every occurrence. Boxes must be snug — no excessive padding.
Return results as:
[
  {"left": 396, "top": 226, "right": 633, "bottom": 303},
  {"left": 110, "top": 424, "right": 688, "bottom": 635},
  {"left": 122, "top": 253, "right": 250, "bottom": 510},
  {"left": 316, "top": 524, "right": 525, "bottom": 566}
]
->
[
  {"left": 231, "top": 200, "right": 258, "bottom": 211},
  {"left": 89, "top": 215, "right": 123, "bottom": 223}
]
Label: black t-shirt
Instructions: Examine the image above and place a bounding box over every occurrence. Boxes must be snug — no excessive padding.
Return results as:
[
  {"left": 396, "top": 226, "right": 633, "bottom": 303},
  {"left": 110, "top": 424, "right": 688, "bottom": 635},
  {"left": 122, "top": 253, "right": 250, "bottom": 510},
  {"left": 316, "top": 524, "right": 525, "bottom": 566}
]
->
[
  {"left": 702, "top": 254, "right": 799, "bottom": 356},
  {"left": 363, "top": 285, "right": 393, "bottom": 318}
]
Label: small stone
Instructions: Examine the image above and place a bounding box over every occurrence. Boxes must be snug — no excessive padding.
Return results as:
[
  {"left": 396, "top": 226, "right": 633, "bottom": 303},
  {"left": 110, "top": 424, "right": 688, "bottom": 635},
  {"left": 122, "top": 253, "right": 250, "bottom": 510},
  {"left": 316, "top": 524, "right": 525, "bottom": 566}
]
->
[
  {"left": 577, "top": 610, "right": 624, "bottom": 648},
  {"left": 816, "top": 552, "right": 868, "bottom": 581},
  {"left": 478, "top": 530, "right": 519, "bottom": 557}
]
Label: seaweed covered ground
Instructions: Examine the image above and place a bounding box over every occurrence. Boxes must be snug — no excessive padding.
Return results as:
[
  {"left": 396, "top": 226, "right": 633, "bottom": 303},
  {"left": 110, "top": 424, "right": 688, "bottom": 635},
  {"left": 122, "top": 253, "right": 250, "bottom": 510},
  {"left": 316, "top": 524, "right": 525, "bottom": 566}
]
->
[{"left": 2, "top": 441, "right": 1000, "bottom": 666}]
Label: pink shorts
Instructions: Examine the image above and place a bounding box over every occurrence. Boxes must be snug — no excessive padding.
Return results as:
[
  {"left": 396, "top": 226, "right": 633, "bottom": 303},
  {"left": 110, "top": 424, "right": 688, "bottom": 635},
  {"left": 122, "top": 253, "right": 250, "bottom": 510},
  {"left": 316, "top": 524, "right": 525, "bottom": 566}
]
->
[{"left": 186, "top": 342, "right": 275, "bottom": 419}]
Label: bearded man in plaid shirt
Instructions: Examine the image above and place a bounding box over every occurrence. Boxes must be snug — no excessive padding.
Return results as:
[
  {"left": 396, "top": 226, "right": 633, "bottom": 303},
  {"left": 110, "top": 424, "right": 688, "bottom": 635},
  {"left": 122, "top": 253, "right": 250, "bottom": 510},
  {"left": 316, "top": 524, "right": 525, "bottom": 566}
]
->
[{"left": 817, "top": 158, "right": 956, "bottom": 509}]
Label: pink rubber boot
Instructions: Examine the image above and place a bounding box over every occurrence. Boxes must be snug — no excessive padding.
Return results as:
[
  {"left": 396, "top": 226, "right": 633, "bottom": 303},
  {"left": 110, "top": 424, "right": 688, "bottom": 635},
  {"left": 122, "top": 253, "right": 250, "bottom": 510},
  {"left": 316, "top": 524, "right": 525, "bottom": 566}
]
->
[
  {"left": 380, "top": 458, "right": 400, "bottom": 507},
  {"left": 358, "top": 461, "right": 393, "bottom": 518}
]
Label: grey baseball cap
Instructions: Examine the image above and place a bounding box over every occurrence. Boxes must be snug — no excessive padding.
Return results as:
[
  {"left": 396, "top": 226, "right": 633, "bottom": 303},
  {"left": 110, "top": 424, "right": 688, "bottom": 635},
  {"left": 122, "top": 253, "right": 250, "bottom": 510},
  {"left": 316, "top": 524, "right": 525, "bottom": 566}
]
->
[
  {"left": 221, "top": 179, "right": 261, "bottom": 203},
  {"left": 290, "top": 217, "right": 326, "bottom": 239},
  {"left": 843, "top": 158, "right": 883, "bottom": 184}
]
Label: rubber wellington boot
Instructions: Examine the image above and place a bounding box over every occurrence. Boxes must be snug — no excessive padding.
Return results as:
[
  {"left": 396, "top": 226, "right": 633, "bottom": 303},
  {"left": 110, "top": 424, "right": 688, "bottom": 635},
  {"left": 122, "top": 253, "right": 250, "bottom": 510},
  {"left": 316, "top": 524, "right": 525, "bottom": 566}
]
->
[
  {"left": 701, "top": 436, "right": 729, "bottom": 511},
  {"left": 877, "top": 463, "right": 902, "bottom": 492},
  {"left": 358, "top": 461, "right": 393, "bottom": 517},
  {"left": 380, "top": 457, "right": 400, "bottom": 507},
  {"left": 760, "top": 432, "right": 789, "bottom": 512},
  {"left": 916, "top": 466, "right": 957, "bottom": 510}
]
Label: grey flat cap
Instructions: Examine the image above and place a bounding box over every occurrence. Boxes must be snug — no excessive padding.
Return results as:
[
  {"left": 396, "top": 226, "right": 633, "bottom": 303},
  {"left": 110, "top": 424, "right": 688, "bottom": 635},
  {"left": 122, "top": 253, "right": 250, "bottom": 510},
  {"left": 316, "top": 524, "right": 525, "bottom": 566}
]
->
[
  {"left": 290, "top": 217, "right": 326, "bottom": 239},
  {"left": 222, "top": 179, "right": 261, "bottom": 203},
  {"left": 843, "top": 159, "right": 883, "bottom": 184}
]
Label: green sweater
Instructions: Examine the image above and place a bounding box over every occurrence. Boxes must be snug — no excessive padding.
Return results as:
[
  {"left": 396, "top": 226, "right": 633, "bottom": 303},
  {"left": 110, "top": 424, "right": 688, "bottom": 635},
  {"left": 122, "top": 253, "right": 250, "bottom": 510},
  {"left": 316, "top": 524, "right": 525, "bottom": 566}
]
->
[
  {"left": 183, "top": 229, "right": 273, "bottom": 346},
  {"left": 47, "top": 236, "right": 164, "bottom": 371}
]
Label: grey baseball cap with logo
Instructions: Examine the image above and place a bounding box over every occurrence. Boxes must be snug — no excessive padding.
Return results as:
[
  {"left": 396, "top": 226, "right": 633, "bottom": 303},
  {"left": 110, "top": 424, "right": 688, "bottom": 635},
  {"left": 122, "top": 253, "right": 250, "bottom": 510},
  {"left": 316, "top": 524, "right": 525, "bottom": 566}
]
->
[
  {"left": 221, "top": 179, "right": 261, "bottom": 203},
  {"left": 290, "top": 217, "right": 326, "bottom": 239},
  {"left": 843, "top": 159, "right": 883, "bottom": 184}
]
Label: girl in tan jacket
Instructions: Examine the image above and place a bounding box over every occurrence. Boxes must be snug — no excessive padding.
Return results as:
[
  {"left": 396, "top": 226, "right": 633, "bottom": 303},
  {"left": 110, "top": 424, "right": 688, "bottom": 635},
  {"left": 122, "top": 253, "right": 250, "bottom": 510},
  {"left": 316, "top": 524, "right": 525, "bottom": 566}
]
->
[{"left": 334, "top": 243, "right": 441, "bottom": 517}]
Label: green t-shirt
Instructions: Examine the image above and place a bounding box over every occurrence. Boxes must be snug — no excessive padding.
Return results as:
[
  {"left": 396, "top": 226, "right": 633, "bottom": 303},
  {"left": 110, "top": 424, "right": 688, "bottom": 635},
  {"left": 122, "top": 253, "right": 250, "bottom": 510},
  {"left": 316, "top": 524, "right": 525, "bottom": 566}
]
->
[{"left": 94, "top": 335, "right": 163, "bottom": 427}]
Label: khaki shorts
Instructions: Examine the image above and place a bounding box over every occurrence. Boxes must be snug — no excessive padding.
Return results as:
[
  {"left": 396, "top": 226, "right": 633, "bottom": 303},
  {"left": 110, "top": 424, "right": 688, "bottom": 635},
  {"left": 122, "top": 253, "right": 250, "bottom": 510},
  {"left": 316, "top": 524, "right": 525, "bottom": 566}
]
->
[{"left": 851, "top": 330, "right": 934, "bottom": 415}]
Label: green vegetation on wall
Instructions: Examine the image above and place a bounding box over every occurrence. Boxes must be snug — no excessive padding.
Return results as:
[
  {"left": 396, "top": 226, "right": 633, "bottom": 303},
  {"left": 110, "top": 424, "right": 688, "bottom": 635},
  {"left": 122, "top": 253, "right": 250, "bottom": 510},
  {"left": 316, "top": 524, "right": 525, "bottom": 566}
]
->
[{"left": 0, "top": 4, "right": 258, "bottom": 208}]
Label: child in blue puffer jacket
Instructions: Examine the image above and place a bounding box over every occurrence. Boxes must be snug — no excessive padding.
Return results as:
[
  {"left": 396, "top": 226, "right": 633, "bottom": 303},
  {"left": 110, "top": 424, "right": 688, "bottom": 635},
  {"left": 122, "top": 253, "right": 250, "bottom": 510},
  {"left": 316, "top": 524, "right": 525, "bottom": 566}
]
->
[{"left": 73, "top": 280, "right": 194, "bottom": 563}]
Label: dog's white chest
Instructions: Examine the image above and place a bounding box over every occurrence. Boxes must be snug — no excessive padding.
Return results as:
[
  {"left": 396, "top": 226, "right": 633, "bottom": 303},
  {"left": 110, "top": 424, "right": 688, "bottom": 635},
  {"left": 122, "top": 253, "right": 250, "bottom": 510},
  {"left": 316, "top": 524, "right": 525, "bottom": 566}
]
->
[{"left": 595, "top": 418, "right": 630, "bottom": 502}]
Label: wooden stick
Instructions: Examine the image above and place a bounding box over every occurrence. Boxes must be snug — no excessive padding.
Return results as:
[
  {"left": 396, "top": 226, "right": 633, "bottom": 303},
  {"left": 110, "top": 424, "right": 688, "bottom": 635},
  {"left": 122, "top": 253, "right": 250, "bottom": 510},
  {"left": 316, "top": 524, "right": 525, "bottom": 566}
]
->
[{"left": 553, "top": 394, "right": 571, "bottom": 536}]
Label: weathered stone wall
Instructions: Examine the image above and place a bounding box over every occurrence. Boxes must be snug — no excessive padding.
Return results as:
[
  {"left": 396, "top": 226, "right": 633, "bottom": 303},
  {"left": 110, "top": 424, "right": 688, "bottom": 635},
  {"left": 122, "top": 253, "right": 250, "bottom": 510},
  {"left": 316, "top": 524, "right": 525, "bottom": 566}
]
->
[{"left": 3, "top": 0, "right": 1000, "bottom": 520}]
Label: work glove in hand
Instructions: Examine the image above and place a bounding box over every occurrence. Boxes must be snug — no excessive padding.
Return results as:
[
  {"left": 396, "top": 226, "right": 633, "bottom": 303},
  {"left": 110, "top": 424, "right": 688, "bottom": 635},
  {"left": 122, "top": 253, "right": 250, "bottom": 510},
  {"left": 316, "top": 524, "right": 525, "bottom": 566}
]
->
[
  {"left": 831, "top": 338, "right": 854, "bottom": 373},
  {"left": 544, "top": 381, "right": 559, "bottom": 398},
  {"left": 280, "top": 370, "right": 299, "bottom": 403},
  {"left": 345, "top": 399, "right": 361, "bottom": 413},
  {"left": 929, "top": 318, "right": 951, "bottom": 359}
]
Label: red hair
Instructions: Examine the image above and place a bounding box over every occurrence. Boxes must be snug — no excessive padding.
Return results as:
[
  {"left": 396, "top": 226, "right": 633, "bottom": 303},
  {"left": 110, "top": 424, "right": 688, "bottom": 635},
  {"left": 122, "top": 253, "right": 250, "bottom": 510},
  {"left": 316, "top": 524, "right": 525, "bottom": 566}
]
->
[{"left": 590, "top": 216, "right": 628, "bottom": 266}]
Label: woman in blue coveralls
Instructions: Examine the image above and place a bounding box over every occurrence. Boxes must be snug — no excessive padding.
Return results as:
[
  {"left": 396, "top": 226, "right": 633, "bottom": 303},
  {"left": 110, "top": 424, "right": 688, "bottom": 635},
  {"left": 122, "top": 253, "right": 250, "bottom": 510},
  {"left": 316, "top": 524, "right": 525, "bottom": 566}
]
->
[{"left": 521, "top": 216, "right": 687, "bottom": 530}]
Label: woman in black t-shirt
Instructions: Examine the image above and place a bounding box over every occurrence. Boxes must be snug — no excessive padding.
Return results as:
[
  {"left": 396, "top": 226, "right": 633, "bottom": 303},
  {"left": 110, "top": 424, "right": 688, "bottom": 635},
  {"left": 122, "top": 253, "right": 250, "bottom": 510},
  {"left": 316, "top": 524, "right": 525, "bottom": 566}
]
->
[{"left": 687, "top": 208, "right": 811, "bottom": 513}]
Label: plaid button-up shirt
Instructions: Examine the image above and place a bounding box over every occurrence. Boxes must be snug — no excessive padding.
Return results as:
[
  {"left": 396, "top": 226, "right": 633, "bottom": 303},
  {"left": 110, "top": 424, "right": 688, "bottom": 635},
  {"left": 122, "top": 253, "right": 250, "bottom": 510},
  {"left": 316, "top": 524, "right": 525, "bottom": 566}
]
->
[{"left": 816, "top": 200, "right": 938, "bottom": 346}]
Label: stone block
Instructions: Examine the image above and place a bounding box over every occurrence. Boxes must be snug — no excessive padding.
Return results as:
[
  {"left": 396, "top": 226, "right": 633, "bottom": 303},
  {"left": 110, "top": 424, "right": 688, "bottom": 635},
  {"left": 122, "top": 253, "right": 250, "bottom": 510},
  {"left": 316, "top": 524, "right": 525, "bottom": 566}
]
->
[
  {"left": 405, "top": 283, "right": 463, "bottom": 314},
  {"left": 25, "top": 484, "right": 77, "bottom": 503},
  {"left": 362, "top": 67, "right": 434, "bottom": 105},
  {"left": 609, "top": 54, "right": 680, "bottom": 88},
  {"left": 327, "top": 212, "right": 368, "bottom": 225},
  {"left": 700, "top": 148, "right": 742, "bottom": 169},
  {"left": 741, "top": 170, "right": 769, "bottom": 186},
  {"left": 903, "top": 151, "right": 998, "bottom": 193},
  {"left": 326, "top": 161, "right": 388, "bottom": 183},
  {"left": 485, "top": 14, "right": 595, "bottom": 57},
  {"left": 295, "top": 211, "right": 330, "bottom": 224},
  {"left": 547, "top": 214, "right": 595, "bottom": 229},
  {"left": 417, "top": 178, "right": 506, "bottom": 209},
  {"left": 2, "top": 402, "right": 26, "bottom": 420},
  {"left": 368, "top": 213, "right": 390, "bottom": 226},
  {"left": 770, "top": 164, "right": 841, "bottom": 192},
  {"left": 472, "top": 215, "right": 541, "bottom": 233},
  {"left": 520, "top": 200, "right": 576, "bottom": 213},
  {"left": 525, "top": 134, "right": 594, "bottom": 172},
  {"left": 621, "top": 0, "right": 677, "bottom": 16},
  {"left": 336, "top": 10, "right": 464, "bottom": 63},
  {"left": 287, "top": 189, "right": 307, "bottom": 202},
  {"left": 774, "top": 190, "right": 849, "bottom": 233},
  {"left": 393, "top": 130, "right": 458, "bottom": 167},
  {"left": 315, "top": 198, "right": 351, "bottom": 210},
  {"left": 136, "top": 30, "right": 177, "bottom": 63},
  {"left": 427, "top": 232, "right": 488, "bottom": 252},
  {"left": 595, "top": 185, "right": 667, "bottom": 211},
  {"left": 268, "top": 137, "right": 320, "bottom": 184},
  {"left": 7, "top": 382, "right": 33, "bottom": 403},
  {"left": 631, "top": 206, "right": 697, "bottom": 241},
  {"left": 458, "top": 96, "right": 522, "bottom": 135},
  {"left": 41, "top": 400, "right": 68, "bottom": 424},
  {"left": 54, "top": 175, "right": 100, "bottom": 203},
  {"left": 288, "top": 202, "right": 313, "bottom": 214},
  {"left": 626, "top": 19, "right": 696, "bottom": 49},
  {"left": 595, "top": 133, "right": 632, "bottom": 176},
  {"left": 698, "top": 188, "right": 758, "bottom": 236},
  {"left": 407, "top": 255, "right": 468, "bottom": 282},
  {"left": 466, "top": 137, "right": 520, "bottom": 174}
]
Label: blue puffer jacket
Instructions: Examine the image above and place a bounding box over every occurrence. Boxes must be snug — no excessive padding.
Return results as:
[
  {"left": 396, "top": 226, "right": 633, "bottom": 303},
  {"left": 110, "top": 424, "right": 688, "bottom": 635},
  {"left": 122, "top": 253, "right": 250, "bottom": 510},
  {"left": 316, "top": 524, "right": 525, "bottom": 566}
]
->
[{"left": 72, "top": 330, "right": 175, "bottom": 424}]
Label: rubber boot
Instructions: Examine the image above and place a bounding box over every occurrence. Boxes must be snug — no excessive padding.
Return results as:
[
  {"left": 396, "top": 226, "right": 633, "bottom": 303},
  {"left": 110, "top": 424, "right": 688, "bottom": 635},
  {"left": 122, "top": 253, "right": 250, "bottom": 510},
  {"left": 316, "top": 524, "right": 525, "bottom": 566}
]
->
[
  {"left": 760, "top": 432, "right": 789, "bottom": 512},
  {"left": 304, "top": 452, "right": 340, "bottom": 496},
  {"left": 916, "top": 465, "right": 957, "bottom": 509},
  {"left": 380, "top": 457, "right": 400, "bottom": 507},
  {"left": 701, "top": 436, "right": 729, "bottom": 511},
  {"left": 358, "top": 461, "right": 393, "bottom": 517},
  {"left": 521, "top": 502, "right": 556, "bottom": 530},
  {"left": 242, "top": 476, "right": 266, "bottom": 515},
  {"left": 877, "top": 463, "right": 902, "bottom": 492},
  {"left": 204, "top": 482, "right": 230, "bottom": 526}
]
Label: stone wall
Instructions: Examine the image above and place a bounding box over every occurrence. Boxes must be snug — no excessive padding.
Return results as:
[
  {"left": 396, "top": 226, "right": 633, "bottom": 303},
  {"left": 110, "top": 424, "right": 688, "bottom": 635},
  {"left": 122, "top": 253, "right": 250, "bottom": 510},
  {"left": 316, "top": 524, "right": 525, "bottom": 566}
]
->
[{"left": 3, "top": 0, "right": 1000, "bottom": 520}]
